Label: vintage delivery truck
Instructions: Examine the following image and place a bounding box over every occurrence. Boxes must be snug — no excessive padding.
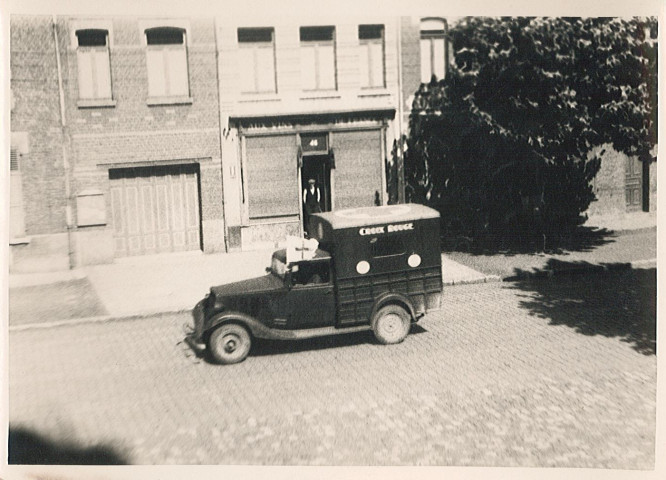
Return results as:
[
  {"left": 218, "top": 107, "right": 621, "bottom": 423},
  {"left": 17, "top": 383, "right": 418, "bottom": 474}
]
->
[{"left": 187, "top": 204, "right": 443, "bottom": 364}]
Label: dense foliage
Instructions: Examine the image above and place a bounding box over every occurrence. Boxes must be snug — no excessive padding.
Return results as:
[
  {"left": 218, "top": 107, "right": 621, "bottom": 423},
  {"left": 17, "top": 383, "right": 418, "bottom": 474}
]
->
[{"left": 405, "top": 17, "right": 658, "bottom": 250}]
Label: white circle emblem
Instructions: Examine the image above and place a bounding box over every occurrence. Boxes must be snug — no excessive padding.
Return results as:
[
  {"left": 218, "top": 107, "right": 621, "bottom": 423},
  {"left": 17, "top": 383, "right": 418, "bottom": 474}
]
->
[
  {"left": 356, "top": 261, "right": 370, "bottom": 274},
  {"left": 408, "top": 254, "right": 421, "bottom": 268}
]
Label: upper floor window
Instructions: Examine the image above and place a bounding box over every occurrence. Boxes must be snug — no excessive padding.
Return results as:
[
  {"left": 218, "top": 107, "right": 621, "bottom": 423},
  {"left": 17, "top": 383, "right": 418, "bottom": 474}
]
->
[
  {"left": 145, "top": 27, "right": 189, "bottom": 98},
  {"left": 10, "top": 147, "right": 20, "bottom": 172},
  {"left": 300, "top": 26, "right": 336, "bottom": 91},
  {"left": 359, "top": 25, "right": 385, "bottom": 88},
  {"left": 76, "top": 29, "right": 112, "bottom": 100},
  {"left": 420, "top": 18, "right": 448, "bottom": 83},
  {"left": 238, "top": 28, "right": 276, "bottom": 93}
]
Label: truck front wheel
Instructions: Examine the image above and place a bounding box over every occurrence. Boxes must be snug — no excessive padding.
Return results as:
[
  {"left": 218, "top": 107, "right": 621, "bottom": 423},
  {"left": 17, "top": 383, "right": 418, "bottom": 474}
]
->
[
  {"left": 372, "top": 305, "right": 410, "bottom": 345},
  {"left": 208, "top": 323, "right": 252, "bottom": 364}
]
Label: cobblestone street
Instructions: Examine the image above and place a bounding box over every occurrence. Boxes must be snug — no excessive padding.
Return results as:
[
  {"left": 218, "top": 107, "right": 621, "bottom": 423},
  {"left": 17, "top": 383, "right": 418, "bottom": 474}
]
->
[{"left": 8, "top": 268, "right": 656, "bottom": 467}]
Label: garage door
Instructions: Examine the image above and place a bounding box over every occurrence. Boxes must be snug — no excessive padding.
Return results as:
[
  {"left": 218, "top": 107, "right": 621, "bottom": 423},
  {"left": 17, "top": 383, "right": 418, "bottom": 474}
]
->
[
  {"left": 331, "top": 129, "right": 383, "bottom": 210},
  {"left": 110, "top": 164, "right": 201, "bottom": 257}
]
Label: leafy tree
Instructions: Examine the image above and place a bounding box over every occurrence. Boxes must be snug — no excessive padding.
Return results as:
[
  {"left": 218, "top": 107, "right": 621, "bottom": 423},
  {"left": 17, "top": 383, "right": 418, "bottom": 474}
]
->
[{"left": 406, "top": 17, "right": 657, "bottom": 250}]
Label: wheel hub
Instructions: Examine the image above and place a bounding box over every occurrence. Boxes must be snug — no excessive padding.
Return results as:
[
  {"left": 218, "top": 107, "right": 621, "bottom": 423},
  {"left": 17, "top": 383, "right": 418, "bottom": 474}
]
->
[
  {"left": 382, "top": 314, "right": 401, "bottom": 338},
  {"left": 224, "top": 337, "right": 238, "bottom": 353}
]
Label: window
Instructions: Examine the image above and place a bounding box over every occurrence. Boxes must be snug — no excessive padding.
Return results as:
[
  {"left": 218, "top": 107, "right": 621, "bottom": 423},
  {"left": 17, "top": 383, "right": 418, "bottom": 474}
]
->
[
  {"left": 292, "top": 261, "right": 330, "bottom": 285},
  {"left": 420, "top": 18, "right": 448, "bottom": 83},
  {"left": 370, "top": 236, "right": 406, "bottom": 258},
  {"left": 10, "top": 134, "right": 27, "bottom": 239},
  {"left": 76, "top": 29, "right": 112, "bottom": 100},
  {"left": 359, "top": 25, "right": 385, "bottom": 88},
  {"left": 238, "top": 28, "right": 276, "bottom": 93},
  {"left": 300, "top": 26, "right": 336, "bottom": 91},
  {"left": 145, "top": 27, "right": 189, "bottom": 98}
]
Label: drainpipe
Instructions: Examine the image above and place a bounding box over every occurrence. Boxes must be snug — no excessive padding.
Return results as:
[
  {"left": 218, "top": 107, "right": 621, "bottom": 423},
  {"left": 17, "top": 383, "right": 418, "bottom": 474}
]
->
[
  {"left": 396, "top": 17, "right": 406, "bottom": 204},
  {"left": 52, "top": 16, "right": 75, "bottom": 269}
]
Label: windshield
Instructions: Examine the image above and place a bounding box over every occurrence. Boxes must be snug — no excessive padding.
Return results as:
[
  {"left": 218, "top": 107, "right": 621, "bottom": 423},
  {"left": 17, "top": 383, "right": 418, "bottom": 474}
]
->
[{"left": 270, "top": 255, "right": 288, "bottom": 280}]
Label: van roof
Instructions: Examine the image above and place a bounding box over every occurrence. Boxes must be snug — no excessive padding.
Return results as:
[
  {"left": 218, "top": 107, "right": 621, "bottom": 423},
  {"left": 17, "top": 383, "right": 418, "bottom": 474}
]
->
[{"left": 312, "top": 204, "right": 439, "bottom": 230}]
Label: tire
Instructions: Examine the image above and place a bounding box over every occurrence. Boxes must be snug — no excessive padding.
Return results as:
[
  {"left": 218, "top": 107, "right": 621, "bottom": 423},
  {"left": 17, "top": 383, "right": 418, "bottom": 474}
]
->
[
  {"left": 208, "top": 323, "right": 252, "bottom": 365},
  {"left": 372, "top": 305, "right": 411, "bottom": 345}
]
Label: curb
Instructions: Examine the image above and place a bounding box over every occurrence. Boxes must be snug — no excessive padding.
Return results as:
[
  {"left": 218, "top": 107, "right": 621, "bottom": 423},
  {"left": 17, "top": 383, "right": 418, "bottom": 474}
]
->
[
  {"left": 443, "top": 275, "right": 502, "bottom": 286},
  {"left": 585, "top": 224, "right": 656, "bottom": 236},
  {"left": 9, "top": 258, "right": 655, "bottom": 331},
  {"left": 9, "top": 307, "right": 192, "bottom": 332},
  {"left": 502, "top": 258, "right": 656, "bottom": 281}
]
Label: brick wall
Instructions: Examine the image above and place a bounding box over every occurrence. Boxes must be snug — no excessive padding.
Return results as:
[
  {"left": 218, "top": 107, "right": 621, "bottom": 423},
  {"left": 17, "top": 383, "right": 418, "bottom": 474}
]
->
[
  {"left": 11, "top": 15, "right": 226, "bottom": 261},
  {"left": 10, "top": 16, "right": 68, "bottom": 235},
  {"left": 62, "top": 17, "right": 221, "bottom": 139}
]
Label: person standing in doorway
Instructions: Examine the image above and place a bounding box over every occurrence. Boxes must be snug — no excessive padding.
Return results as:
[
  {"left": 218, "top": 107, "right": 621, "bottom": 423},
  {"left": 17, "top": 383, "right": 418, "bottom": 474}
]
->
[{"left": 303, "top": 178, "right": 322, "bottom": 236}]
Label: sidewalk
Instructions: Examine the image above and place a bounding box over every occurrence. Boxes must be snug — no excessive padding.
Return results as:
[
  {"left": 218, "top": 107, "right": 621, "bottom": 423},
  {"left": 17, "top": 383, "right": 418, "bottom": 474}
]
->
[
  {"left": 8, "top": 249, "right": 497, "bottom": 328},
  {"left": 8, "top": 211, "right": 656, "bottom": 328}
]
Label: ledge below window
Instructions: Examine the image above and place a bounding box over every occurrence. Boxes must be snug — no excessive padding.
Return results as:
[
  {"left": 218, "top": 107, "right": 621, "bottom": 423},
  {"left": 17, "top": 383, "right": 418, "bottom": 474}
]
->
[
  {"left": 77, "top": 99, "right": 117, "bottom": 109},
  {"left": 9, "top": 236, "right": 30, "bottom": 246},
  {"left": 358, "top": 90, "right": 391, "bottom": 98},
  {"left": 299, "top": 92, "right": 342, "bottom": 101},
  {"left": 147, "top": 96, "right": 194, "bottom": 106}
]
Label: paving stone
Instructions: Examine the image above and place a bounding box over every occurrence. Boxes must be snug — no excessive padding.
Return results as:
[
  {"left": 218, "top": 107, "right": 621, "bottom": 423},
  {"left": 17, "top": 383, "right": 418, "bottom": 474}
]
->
[{"left": 8, "top": 270, "right": 656, "bottom": 467}]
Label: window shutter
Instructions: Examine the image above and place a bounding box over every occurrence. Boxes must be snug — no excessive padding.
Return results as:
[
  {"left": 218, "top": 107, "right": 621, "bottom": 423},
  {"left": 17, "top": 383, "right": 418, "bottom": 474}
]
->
[
  {"left": 420, "top": 38, "right": 431, "bottom": 83},
  {"left": 10, "top": 148, "right": 19, "bottom": 171},
  {"left": 300, "top": 45, "right": 317, "bottom": 90},
  {"left": 360, "top": 43, "right": 371, "bottom": 88},
  {"left": 369, "top": 41, "right": 384, "bottom": 87},
  {"left": 318, "top": 44, "right": 336, "bottom": 90},
  {"left": 166, "top": 47, "right": 189, "bottom": 96},
  {"left": 146, "top": 48, "right": 167, "bottom": 97},
  {"left": 246, "top": 135, "right": 299, "bottom": 218},
  {"left": 432, "top": 37, "right": 445, "bottom": 80},
  {"left": 239, "top": 49, "right": 255, "bottom": 91},
  {"left": 77, "top": 49, "right": 95, "bottom": 98},
  {"left": 256, "top": 45, "right": 275, "bottom": 92},
  {"left": 94, "top": 49, "right": 112, "bottom": 98}
]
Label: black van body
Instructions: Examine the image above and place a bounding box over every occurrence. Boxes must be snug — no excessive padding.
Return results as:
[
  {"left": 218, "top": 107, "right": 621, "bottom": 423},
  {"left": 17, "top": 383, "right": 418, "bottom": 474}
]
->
[{"left": 187, "top": 204, "right": 442, "bottom": 364}]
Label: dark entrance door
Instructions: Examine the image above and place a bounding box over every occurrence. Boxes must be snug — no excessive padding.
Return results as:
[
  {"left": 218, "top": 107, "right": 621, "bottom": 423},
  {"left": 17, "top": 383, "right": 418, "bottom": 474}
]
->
[
  {"left": 301, "top": 154, "right": 331, "bottom": 212},
  {"left": 301, "top": 154, "right": 331, "bottom": 234}
]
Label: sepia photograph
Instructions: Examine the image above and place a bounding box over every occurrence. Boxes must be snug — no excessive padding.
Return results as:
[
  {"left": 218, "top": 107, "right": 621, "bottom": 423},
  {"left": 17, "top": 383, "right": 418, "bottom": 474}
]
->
[{"left": 1, "top": 0, "right": 662, "bottom": 478}]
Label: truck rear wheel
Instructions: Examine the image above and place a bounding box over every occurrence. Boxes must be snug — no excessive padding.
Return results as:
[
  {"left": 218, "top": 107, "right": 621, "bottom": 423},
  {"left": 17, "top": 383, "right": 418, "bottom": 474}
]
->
[
  {"left": 372, "top": 305, "right": 410, "bottom": 345},
  {"left": 208, "top": 323, "right": 252, "bottom": 364}
]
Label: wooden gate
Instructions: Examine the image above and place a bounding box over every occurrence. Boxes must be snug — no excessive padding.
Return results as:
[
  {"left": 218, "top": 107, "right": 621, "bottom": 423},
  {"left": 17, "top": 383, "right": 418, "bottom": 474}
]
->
[{"left": 110, "top": 164, "right": 201, "bottom": 257}]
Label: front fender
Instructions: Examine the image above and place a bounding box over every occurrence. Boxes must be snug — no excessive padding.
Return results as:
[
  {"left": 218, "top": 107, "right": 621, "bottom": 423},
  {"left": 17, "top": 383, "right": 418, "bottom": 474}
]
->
[
  {"left": 370, "top": 292, "right": 417, "bottom": 322},
  {"left": 205, "top": 311, "right": 273, "bottom": 340}
]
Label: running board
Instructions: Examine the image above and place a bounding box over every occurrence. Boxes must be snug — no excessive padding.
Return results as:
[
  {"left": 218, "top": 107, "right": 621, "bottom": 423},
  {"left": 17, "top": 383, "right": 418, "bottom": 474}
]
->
[{"left": 252, "top": 323, "right": 372, "bottom": 341}]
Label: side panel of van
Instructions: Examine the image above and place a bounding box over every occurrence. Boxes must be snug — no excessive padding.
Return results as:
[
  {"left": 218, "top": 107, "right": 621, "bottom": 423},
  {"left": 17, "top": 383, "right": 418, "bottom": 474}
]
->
[{"left": 336, "top": 265, "right": 442, "bottom": 327}]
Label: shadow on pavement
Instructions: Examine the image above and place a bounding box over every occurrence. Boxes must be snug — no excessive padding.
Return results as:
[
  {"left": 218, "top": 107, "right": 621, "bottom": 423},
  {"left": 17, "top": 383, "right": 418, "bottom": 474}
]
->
[
  {"left": 8, "top": 426, "right": 129, "bottom": 465},
  {"left": 191, "top": 324, "right": 428, "bottom": 363},
  {"left": 507, "top": 262, "right": 656, "bottom": 355}
]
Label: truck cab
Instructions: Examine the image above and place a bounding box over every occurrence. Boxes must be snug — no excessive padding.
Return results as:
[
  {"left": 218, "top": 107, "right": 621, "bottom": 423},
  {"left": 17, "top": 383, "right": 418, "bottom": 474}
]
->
[{"left": 188, "top": 204, "right": 442, "bottom": 364}]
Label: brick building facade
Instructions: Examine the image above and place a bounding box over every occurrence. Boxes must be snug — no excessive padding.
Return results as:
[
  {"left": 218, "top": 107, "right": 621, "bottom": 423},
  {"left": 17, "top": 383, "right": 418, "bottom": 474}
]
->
[
  {"left": 10, "top": 15, "right": 225, "bottom": 270},
  {"left": 8, "top": 15, "right": 655, "bottom": 270},
  {"left": 217, "top": 16, "right": 407, "bottom": 250}
]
